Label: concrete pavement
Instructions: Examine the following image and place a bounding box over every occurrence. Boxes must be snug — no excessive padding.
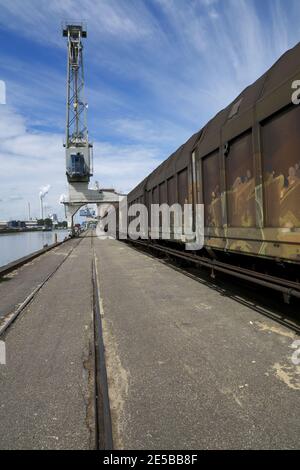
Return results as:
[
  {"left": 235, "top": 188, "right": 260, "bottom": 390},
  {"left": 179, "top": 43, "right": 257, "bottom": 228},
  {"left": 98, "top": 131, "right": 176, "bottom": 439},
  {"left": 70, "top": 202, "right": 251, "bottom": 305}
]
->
[
  {"left": 0, "top": 232, "right": 299, "bottom": 450},
  {"left": 94, "top": 238, "right": 300, "bottom": 450},
  {"left": 0, "top": 235, "right": 95, "bottom": 449},
  {"left": 0, "top": 238, "right": 80, "bottom": 322}
]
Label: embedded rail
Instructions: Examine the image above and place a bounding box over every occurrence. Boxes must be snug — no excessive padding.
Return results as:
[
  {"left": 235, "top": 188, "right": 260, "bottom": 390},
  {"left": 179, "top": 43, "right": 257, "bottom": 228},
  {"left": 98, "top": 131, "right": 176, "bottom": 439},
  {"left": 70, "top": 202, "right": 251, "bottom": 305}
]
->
[{"left": 126, "top": 239, "right": 300, "bottom": 334}]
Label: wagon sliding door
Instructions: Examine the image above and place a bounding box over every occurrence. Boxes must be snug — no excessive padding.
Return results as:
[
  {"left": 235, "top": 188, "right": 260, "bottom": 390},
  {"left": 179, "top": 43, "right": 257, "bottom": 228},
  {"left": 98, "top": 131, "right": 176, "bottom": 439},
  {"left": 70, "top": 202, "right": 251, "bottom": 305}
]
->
[
  {"left": 202, "top": 150, "right": 222, "bottom": 228},
  {"left": 261, "top": 105, "right": 300, "bottom": 228},
  {"left": 225, "top": 131, "right": 255, "bottom": 228},
  {"left": 178, "top": 168, "right": 188, "bottom": 238}
]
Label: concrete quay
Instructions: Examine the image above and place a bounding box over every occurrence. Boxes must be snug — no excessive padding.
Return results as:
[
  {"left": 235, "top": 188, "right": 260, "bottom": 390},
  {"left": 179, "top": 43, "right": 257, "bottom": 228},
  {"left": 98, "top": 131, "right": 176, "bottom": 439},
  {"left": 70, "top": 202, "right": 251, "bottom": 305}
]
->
[
  {"left": 0, "top": 232, "right": 299, "bottom": 449},
  {"left": 0, "top": 235, "right": 95, "bottom": 449},
  {"left": 94, "top": 238, "right": 300, "bottom": 450}
]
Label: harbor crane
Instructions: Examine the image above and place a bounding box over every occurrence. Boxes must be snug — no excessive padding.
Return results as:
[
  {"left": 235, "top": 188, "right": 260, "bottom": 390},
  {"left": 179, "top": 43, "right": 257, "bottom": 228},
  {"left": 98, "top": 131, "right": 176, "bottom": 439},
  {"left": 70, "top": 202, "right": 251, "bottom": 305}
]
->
[
  {"left": 63, "top": 23, "right": 92, "bottom": 182},
  {"left": 61, "top": 23, "right": 123, "bottom": 230}
]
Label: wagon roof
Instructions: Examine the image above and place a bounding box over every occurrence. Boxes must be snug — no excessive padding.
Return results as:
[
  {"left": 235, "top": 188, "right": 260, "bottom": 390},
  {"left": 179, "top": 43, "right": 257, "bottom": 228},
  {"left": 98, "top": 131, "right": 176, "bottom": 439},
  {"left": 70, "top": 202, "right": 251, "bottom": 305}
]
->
[
  {"left": 128, "top": 41, "right": 300, "bottom": 199},
  {"left": 195, "top": 41, "right": 300, "bottom": 156},
  {"left": 145, "top": 131, "right": 201, "bottom": 189}
]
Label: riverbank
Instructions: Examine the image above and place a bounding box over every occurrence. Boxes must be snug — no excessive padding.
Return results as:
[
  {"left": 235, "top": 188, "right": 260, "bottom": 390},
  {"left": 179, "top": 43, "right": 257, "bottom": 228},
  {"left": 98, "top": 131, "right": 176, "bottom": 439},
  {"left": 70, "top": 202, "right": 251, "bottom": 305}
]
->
[
  {"left": 0, "top": 230, "right": 70, "bottom": 267},
  {"left": 0, "top": 228, "right": 67, "bottom": 235},
  {"left": 0, "top": 237, "right": 71, "bottom": 278}
]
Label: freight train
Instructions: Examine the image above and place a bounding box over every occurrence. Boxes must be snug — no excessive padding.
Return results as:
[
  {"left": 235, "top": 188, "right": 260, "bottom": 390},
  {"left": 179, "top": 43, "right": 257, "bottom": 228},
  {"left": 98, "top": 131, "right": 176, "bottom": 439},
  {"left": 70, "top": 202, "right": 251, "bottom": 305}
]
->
[{"left": 125, "top": 43, "right": 300, "bottom": 281}]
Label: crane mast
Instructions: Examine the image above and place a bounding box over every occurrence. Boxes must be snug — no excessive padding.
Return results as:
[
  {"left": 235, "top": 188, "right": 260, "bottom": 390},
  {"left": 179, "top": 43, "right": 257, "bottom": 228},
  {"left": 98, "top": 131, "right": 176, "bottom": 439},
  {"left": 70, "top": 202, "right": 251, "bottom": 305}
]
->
[
  {"left": 63, "top": 23, "right": 93, "bottom": 183},
  {"left": 61, "top": 22, "right": 122, "bottom": 231}
]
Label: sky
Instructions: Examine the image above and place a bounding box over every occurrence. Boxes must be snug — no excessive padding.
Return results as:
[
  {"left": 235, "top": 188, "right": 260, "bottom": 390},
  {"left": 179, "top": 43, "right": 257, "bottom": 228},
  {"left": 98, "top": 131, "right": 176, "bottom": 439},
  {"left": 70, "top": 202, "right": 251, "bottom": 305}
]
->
[{"left": 0, "top": 0, "right": 300, "bottom": 221}]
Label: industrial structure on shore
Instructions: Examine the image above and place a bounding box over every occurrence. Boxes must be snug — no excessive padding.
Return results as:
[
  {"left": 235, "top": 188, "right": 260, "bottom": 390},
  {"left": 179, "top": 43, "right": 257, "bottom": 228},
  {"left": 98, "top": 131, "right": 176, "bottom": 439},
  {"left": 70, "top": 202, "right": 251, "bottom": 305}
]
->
[{"left": 61, "top": 23, "right": 123, "bottom": 230}]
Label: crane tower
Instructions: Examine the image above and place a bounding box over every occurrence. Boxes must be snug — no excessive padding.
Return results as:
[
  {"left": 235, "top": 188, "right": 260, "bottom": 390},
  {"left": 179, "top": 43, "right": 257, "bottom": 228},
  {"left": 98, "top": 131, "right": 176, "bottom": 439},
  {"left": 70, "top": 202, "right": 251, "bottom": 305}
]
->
[
  {"left": 63, "top": 23, "right": 93, "bottom": 183},
  {"left": 61, "top": 22, "right": 123, "bottom": 231}
]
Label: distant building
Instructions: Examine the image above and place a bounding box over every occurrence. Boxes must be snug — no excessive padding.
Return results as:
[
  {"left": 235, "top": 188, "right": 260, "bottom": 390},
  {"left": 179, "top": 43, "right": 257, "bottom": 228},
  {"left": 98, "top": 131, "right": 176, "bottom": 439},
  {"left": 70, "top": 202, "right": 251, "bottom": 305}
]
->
[
  {"left": 0, "top": 220, "right": 42, "bottom": 231},
  {"left": 25, "top": 220, "right": 39, "bottom": 228},
  {"left": 8, "top": 220, "right": 26, "bottom": 229},
  {"left": 79, "top": 207, "right": 96, "bottom": 217},
  {"left": 49, "top": 213, "right": 58, "bottom": 225},
  {"left": 0, "top": 221, "right": 8, "bottom": 230}
]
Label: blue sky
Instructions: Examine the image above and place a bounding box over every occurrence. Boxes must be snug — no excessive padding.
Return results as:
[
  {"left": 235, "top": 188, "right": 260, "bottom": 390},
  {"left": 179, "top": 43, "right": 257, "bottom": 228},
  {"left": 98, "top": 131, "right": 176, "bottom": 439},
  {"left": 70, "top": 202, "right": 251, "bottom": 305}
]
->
[{"left": 0, "top": 0, "right": 300, "bottom": 220}]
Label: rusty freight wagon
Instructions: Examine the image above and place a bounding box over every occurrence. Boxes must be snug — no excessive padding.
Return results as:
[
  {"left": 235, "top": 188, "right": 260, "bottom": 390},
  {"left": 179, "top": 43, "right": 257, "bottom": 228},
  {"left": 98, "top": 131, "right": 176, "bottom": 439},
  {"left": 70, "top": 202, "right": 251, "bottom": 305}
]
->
[{"left": 126, "top": 42, "right": 300, "bottom": 287}]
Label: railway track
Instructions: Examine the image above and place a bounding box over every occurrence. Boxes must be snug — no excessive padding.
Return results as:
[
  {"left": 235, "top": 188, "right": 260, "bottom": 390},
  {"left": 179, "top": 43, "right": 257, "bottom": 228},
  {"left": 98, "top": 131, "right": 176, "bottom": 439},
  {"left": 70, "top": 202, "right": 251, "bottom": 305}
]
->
[
  {"left": 91, "top": 234, "right": 113, "bottom": 450},
  {"left": 0, "top": 231, "right": 113, "bottom": 450},
  {"left": 0, "top": 236, "right": 83, "bottom": 337},
  {"left": 126, "top": 239, "right": 300, "bottom": 335}
]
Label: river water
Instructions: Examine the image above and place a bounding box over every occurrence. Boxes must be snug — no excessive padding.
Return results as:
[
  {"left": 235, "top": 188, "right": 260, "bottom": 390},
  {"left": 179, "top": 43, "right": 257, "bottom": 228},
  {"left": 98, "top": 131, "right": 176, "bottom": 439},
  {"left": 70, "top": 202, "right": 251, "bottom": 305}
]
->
[{"left": 0, "top": 230, "right": 70, "bottom": 268}]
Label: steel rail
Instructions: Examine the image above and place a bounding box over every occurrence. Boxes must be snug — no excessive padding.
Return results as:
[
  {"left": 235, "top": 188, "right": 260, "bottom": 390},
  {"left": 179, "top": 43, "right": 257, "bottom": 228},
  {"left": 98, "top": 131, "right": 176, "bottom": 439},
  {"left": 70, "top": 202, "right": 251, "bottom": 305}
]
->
[
  {"left": 91, "top": 234, "right": 113, "bottom": 450},
  {"left": 126, "top": 239, "right": 300, "bottom": 334},
  {"left": 0, "top": 236, "right": 83, "bottom": 338},
  {"left": 128, "top": 239, "right": 300, "bottom": 301}
]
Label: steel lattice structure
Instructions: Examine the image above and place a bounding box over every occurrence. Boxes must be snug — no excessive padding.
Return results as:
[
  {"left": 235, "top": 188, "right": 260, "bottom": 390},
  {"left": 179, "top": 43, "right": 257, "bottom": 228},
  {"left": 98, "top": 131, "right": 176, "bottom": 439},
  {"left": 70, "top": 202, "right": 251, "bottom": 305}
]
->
[{"left": 63, "top": 23, "right": 92, "bottom": 183}]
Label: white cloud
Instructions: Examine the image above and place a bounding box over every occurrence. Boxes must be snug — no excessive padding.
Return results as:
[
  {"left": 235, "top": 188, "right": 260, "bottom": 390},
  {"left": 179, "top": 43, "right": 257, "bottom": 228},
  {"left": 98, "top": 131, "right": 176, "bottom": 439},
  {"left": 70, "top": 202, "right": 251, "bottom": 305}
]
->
[
  {"left": 0, "top": 106, "right": 26, "bottom": 139},
  {"left": 0, "top": 0, "right": 155, "bottom": 47},
  {"left": 108, "top": 117, "right": 192, "bottom": 148},
  {"left": 0, "top": 106, "right": 163, "bottom": 219},
  {"left": 2, "top": 0, "right": 299, "bottom": 129},
  {"left": 1, "top": 0, "right": 300, "bottom": 221},
  {"left": 93, "top": 140, "right": 162, "bottom": 193},
  {"left": 0, "top": 105, "right": 65, "bottom": 219}
]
